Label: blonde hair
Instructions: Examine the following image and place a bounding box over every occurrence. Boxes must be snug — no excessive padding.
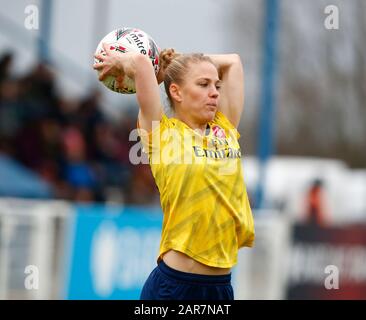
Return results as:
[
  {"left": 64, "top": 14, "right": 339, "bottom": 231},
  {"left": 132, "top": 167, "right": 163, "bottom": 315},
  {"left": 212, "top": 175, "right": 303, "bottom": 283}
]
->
[{"left": 159, "top": 48, "right": 215, "bottom": 109}]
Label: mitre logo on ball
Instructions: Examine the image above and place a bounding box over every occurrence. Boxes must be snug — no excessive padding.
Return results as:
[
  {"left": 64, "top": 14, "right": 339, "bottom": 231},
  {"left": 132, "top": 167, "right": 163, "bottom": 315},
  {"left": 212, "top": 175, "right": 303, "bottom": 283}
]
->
[{"left": 94, "top": 27, "right": 160, "bottom": 94}]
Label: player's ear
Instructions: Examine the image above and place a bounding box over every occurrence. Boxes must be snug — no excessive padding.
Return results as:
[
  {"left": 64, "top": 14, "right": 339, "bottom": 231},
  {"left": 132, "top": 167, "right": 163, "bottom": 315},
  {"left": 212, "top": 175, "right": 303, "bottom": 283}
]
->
[{"left": 169, "top": 83, "right": 182, "bottom": 103}]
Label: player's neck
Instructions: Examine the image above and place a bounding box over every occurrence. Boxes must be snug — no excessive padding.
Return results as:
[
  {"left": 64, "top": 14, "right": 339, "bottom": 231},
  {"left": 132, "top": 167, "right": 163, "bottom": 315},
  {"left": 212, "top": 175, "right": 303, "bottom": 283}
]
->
[{"left": 174, "top": 112, "right": 207, "bottom": 135}]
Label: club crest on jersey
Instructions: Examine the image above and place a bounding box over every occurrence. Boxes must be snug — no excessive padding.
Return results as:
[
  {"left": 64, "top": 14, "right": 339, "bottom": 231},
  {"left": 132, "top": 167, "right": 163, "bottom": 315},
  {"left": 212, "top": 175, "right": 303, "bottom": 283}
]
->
[{"left": 212, "top": 125, "right": 226, "bottom": 138}]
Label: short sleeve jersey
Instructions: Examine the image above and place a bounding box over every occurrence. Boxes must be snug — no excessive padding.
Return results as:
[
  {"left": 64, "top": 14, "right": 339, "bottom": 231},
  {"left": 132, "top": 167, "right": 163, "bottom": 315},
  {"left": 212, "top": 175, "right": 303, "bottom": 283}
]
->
[{"left": 137, "top": 111, "right": 254, "bottom": 268}]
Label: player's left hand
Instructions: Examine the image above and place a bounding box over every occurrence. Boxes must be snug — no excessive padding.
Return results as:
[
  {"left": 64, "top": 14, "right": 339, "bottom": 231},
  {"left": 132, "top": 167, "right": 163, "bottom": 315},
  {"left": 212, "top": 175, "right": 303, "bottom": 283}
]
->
[{"left": 93, "top": 43, "right": 125, "bottom": 82}]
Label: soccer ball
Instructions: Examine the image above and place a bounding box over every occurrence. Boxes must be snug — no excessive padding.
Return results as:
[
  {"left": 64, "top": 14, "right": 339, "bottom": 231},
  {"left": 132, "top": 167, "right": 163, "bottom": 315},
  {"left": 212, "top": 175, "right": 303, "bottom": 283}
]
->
[{"left": 94, "top": 27, "right": 160, "bottom": 94}]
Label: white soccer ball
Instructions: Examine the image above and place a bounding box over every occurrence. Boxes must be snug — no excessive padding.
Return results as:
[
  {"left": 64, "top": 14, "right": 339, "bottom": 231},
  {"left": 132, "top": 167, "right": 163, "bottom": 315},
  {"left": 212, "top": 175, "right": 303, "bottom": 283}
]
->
[{"left": 94, "top": 27, "right": 160, "bottom": 94}]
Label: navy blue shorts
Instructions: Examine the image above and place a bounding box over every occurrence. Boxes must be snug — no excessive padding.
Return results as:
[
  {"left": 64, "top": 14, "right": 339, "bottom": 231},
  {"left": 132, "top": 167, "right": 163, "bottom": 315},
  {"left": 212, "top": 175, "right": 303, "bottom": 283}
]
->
[{"left": 140, "top": 260, "right": 234, "bottom": 300}]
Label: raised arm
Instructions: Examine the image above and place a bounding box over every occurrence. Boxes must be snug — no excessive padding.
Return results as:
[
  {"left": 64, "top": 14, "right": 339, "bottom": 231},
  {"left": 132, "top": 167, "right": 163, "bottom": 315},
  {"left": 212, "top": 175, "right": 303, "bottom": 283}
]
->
[
  {"left": 93, "top": 43, "right": 163, "bottom": 132},
  {"left": 207, "top": 54, "right": 244, "bottom": 128}
]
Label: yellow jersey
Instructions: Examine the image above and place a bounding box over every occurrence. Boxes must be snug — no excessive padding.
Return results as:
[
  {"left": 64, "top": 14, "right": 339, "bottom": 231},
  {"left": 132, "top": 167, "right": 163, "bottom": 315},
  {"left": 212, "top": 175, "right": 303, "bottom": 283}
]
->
[{"left": 137, "top": 111, "right": 254, "bottom": 268}]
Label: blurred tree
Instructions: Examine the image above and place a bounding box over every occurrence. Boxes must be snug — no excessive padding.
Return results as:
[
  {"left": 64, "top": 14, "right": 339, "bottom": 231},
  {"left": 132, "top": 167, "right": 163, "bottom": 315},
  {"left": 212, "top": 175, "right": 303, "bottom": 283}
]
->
[{"left": 225, "top": 0, "right": 366, "bottom": 168}]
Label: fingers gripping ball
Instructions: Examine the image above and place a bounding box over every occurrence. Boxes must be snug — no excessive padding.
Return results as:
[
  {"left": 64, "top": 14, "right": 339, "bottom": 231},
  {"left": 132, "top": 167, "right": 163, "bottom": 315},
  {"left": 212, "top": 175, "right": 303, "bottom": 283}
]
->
[{"left": 94, "top": 28, "right": 160, "bottom": 94}]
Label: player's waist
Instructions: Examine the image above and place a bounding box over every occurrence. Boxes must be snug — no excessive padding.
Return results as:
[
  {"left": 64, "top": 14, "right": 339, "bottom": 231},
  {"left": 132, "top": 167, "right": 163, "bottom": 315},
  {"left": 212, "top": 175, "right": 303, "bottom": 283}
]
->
[{"left": 162, "top": 250, "right": 232, "bottom": 277}]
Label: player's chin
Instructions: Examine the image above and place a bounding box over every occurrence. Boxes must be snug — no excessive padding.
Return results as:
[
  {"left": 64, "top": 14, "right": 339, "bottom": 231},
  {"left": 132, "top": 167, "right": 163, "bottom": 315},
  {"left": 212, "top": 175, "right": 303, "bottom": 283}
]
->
[{"left": 204, "top": 108, "right": 217, "bottom": 121}]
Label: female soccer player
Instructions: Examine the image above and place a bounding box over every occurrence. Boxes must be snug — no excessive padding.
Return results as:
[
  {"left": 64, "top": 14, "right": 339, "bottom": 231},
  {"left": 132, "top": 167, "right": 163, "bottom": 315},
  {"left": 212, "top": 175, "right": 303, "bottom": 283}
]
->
[{"left": 93, "top": 44, "right": 255, "bottom": 300}]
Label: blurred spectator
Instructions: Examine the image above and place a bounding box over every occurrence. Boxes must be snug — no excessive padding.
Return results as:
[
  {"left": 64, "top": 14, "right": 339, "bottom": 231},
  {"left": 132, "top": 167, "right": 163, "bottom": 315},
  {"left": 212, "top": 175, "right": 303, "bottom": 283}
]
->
[
  {"left": 125, "top": 164, "right": 160, "bottom": 205},
  {"left": 0, "top": 52, "right": 160, "bottom": 205},
  {"left": 75, "top": 89, "right": 105, "bottom": 136},
  {"left": 74, "top": 187, "right": 96, "bottom": 203},
  {"left": 0, "top": 78, "right": 23, "bottom": 155},
  {"left": 15, "top": 119, "right": 44, "bottom": 169},
  {"left": 20, "top": 62, "right": 58, "bottom": 121},
  {"left": 0, "top": 51, "right": 14, "bottom": 82},
  {"left": 304, "top": 178, "right": 329, "bottom": 227},
  {"left": 62, "top": 125, "right": 97, "bottom": 192}
]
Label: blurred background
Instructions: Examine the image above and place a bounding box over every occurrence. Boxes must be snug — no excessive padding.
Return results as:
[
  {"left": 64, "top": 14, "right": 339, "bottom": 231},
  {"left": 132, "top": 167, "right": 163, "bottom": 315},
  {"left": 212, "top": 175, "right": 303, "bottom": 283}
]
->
[{"left": 0, "top": 0, "right": 365, "bottom": 299}]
